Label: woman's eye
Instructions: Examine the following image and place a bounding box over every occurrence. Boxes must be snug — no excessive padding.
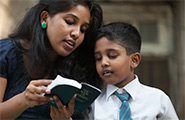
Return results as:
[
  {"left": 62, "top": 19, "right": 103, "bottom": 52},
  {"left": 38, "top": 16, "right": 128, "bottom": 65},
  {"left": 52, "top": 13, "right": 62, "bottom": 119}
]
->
[
  {"left": 65, "top": 19, "right": 74, "bottom": 25},
  {"left": 80, "top": 27, "right": 87, "bottom": 33},
  {"left": 80, "top": 25, "right": 88, "bottom": 33}
]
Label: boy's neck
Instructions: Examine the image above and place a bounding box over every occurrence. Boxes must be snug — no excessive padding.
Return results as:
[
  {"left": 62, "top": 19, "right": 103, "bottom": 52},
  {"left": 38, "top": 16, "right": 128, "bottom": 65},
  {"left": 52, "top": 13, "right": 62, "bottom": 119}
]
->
[{"left": 114, "top": 74, "right": 135, "bottom": 88}]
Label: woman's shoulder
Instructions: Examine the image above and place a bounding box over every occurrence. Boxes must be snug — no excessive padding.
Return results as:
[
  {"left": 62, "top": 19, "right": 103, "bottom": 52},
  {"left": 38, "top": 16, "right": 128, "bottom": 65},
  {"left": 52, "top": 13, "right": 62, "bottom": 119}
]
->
[
  {"left": 0, "top": 38, "right": 23, "bottom": 70},
  {"left": 0, "top": 38, "right": 21, "bottom": 58},
  {"left": 0, "top": 38, "right": 13, "bottom": 45},
  {"left": 0, "top": 38, "right": 14, "bottom": 53},
  {"left": 0, "top": 38, "right": 23, "bottom": 79}
]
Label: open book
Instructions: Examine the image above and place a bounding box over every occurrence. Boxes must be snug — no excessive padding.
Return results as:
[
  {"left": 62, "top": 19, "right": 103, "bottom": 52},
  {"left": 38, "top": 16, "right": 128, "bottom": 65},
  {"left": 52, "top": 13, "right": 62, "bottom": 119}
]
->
[{"left": 44, "top": 75, "right": 101, "bottom": 112}]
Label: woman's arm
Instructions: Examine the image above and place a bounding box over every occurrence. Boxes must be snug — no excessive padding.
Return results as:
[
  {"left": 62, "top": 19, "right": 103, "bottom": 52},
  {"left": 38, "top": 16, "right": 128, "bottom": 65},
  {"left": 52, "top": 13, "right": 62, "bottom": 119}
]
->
[
  {"left": 0, "top": 77, "right": 52, "bottom": 119},
  {"left": 0, "top": 76, "right": 28, "bottom": 119}
]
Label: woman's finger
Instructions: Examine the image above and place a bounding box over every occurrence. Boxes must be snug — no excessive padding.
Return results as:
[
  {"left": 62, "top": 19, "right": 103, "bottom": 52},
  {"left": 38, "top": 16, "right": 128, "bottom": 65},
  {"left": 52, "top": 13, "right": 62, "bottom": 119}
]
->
[
  {"left": 50, "top": 98, "right": 68, "bottom": 119},
  {"left": 53, "top": 96, "right": 65, "bottom": 112},
  {"left": 26, "top": 92, "right": 51, "bottom": 102},
  {"left": 30, "top": 80, "right": 52, "bottom": 86},
  {"left": 50, "top": 105, "right": 57, "bottom": 118},
  {"left": 22, "top": 93, "right": 49, "bottom": 107},
  {"left": 27, "top": 80, "right": 52, "bottom": 94},
  {"left": 50, "top": 95, "right": 76, "bottom": 119},
  {"left": 67, "top": 94, "right": 76, "bottom": 111}
]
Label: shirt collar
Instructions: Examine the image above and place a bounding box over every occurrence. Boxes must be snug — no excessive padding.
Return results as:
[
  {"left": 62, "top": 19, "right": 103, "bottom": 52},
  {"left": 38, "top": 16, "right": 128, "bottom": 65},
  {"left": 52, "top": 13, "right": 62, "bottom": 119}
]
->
[
  {"left": 105, "top": 75, "right": 141, "bottom": 101},
  {"left": 124, "top": 75, "right": 140, "bottom": 100}
]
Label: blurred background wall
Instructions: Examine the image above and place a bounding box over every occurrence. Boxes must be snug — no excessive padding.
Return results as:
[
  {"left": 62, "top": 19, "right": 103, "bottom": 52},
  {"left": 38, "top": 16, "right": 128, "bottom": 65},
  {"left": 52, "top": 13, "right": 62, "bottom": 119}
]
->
[{"left": 0, "top": 0, "right": 184, "bottom": 119}]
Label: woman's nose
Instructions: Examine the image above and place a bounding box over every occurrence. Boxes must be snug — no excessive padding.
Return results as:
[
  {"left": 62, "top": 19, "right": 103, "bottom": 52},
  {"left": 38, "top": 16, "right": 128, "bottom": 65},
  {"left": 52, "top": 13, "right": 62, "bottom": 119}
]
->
[{"left": 71, "top": 27, "right": 80, "bottom": 40}]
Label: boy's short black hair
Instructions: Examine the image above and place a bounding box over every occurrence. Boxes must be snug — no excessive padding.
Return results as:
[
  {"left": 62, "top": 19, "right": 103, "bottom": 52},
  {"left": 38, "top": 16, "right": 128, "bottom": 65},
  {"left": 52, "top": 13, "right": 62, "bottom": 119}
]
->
[{"left": 95, "top": 22, "right": 141, "bottom": 55}]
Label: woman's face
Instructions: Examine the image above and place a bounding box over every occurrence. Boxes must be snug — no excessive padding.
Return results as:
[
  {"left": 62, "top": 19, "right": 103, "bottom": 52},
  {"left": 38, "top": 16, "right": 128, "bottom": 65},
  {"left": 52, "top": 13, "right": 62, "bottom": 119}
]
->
[{"left": 44, "top": 5, "right": 90, "bottom": 57}]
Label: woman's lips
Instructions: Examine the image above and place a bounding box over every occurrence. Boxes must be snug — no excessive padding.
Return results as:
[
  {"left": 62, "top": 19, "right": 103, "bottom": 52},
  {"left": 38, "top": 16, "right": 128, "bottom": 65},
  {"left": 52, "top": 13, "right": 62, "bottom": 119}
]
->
[{"left": 64, "top": 40, "right": 76, "bottom": 50}]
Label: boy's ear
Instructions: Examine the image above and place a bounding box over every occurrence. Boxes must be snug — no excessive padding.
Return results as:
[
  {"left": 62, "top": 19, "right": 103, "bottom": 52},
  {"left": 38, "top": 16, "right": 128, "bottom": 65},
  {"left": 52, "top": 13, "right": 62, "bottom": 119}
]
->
[
  {"left": 130, "top": 53, "right": 141, "bottom": 69},
  {"left": 40, "top": 11, "right": 49, "bottom": 24}
]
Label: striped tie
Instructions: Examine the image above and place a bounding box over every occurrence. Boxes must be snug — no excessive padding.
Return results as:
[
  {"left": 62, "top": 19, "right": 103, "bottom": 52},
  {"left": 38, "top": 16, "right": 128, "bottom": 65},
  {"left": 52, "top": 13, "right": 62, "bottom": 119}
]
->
[{"left": 114, "top": 91, "right": 132, "bottom": 120}]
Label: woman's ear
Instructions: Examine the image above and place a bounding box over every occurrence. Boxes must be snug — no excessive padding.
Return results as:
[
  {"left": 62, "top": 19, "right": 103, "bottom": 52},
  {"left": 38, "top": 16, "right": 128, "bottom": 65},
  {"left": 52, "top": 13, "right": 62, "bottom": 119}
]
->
[
  {"left": 40, "top": 11, "right": 49, "bottom": 25},
  {"left": 130, "top": 52, "right": 141, "bottom": 69}
]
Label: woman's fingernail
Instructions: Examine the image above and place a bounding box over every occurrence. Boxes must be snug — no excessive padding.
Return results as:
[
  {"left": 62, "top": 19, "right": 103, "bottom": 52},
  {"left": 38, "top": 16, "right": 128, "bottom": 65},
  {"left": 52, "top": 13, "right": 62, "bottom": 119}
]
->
[
  {"left": 74, "top": 94, "right": 77, "bottom": 98},
  {"left": 53, "top": 96, "right": 57, "bottom": 100},
  {"left": 50, "top": 97, "right": 54, "bottom": 101},
  {"left": 45, "top": 89, "right": 50, "bottom": 93}
]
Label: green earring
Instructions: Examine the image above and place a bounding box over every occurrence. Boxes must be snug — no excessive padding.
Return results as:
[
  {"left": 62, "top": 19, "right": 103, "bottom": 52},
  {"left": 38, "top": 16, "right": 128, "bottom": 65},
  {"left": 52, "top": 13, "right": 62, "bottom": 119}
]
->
[{"left": 41, "top": 22, "right": 47, "bottom": 29}]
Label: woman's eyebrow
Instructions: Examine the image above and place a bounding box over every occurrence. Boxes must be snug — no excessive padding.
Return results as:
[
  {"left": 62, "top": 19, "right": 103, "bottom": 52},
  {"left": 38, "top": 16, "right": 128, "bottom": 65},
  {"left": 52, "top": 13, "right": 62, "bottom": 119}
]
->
[{"left": 94, "top": 51, "right": 100, "bottom": 55}]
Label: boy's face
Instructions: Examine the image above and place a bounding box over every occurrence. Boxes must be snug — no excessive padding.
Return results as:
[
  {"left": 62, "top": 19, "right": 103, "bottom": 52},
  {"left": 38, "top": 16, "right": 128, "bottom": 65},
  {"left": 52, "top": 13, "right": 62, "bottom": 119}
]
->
[{"left": 94, "top": 37, "right": 136, "bottom": 88}]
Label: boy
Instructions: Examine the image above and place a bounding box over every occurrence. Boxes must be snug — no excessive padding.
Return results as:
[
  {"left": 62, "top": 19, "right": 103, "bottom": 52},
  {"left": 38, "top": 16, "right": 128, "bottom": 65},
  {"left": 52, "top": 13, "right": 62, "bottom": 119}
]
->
[{"left": 88, "top": 22, "right": 179, "bottom": 120}]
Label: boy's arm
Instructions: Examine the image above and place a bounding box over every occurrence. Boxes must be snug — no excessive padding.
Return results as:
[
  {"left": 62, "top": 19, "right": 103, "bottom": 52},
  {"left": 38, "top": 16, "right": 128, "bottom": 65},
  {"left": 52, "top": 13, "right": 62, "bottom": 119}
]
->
[
  {"left": 84, "top": 102, "right": 95, "bottom": 119},
  {"left": 158, "top": 96, "right": 179, "bottom": 120}
]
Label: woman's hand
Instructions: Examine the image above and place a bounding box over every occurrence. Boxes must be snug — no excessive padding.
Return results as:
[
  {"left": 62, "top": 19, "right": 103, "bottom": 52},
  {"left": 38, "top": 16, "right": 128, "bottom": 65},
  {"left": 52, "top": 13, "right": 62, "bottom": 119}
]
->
[
  {"left": 21, "top": 80, "right": 52, "bottom": 108},
  {"left": 50, "top": 94, "right": 76, "bottom": 120}
]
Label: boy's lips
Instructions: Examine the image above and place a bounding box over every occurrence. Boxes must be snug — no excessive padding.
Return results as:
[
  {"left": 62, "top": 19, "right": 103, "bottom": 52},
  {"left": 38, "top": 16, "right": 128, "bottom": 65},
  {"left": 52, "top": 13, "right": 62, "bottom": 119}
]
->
[{"left": 102, "top": 69, "right": 113, "bottom": 76}]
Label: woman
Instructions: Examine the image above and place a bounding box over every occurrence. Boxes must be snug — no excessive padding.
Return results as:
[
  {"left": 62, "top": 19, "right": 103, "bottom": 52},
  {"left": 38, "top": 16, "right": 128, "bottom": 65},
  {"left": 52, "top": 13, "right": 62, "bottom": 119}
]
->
[{"left": 0, "top": 0, "right": 102, "bottom": 119}]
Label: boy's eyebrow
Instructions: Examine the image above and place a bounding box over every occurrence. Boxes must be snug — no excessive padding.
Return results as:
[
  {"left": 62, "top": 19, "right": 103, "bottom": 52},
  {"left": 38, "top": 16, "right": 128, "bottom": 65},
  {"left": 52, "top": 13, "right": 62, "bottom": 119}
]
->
[
  {"left": 66, "top": 13, "right": 90, "bottom": 26},
  {"left": 94, "top": 48, "right": 119, "bottom": 54},
  {"left": 106, "top": 48, "right": 119, "bottom": 52}
]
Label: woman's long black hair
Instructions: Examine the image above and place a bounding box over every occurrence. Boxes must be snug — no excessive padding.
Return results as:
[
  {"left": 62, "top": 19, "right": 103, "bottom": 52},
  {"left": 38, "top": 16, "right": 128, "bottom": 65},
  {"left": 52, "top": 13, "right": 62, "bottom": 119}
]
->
[{"left": 9, "top": 0, "right": 103, "bottom": 82}]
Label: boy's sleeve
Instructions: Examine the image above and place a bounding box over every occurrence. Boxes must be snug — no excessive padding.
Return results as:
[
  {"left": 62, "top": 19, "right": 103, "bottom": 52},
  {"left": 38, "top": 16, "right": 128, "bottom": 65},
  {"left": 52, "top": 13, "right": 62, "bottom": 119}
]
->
[
  {"left": 158, "top": 95, "right": 179, "bottom": 120},
  {"left": 83, "top": 102, "right": 94, "bottom": 119}
]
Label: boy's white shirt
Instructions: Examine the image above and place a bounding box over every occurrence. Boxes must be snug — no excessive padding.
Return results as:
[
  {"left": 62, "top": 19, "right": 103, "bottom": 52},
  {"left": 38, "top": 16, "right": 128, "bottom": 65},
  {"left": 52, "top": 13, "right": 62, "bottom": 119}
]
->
[{"left": 88, "top": 75, "right": 179, "bottom": 120}]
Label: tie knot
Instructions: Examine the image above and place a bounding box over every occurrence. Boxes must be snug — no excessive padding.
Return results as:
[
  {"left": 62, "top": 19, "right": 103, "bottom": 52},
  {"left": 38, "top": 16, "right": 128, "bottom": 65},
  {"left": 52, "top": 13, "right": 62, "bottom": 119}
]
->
[{"left": 114, "top": 91, "right": 130, "bottom": 102}]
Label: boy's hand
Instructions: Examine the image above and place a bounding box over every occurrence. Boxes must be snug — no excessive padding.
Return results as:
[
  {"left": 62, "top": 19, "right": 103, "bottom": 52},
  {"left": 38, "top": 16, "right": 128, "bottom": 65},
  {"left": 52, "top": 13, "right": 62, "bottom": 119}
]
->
[{"left": 50, "top": 94, "right": 76, "bottom": 120}]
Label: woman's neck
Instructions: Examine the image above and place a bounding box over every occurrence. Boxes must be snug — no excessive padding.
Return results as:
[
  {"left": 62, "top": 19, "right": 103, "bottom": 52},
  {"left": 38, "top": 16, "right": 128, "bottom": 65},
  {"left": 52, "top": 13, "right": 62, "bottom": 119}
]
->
[
  {"left": 49, "top": 50, "right": 59, "bottom": 62},
  {"left": 20, "top": 39, "right": 30, "bottom": 50}
]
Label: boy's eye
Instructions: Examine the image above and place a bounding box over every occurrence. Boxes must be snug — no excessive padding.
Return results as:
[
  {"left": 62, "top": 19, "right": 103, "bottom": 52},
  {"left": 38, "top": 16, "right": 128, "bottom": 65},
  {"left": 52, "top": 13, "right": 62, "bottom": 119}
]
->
[
  {"left": 65, "top": 19, "right": 74, "bottom": 25},
  {"left": 108, "top": 55, "right": 117, "bottom": 59},
  {"left": 95, "top": 55, "right": 102, "bottom": 61},
  {"left": 95, "top": 57, "right": 101, "bottom": 61}
]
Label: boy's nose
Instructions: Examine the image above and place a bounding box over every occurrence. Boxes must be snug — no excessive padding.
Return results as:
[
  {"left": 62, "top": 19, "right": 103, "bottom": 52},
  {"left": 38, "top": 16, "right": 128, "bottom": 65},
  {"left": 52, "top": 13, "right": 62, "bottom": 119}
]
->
[{"left": 101, "top": 58, "right": 109, "bottom": 67}]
